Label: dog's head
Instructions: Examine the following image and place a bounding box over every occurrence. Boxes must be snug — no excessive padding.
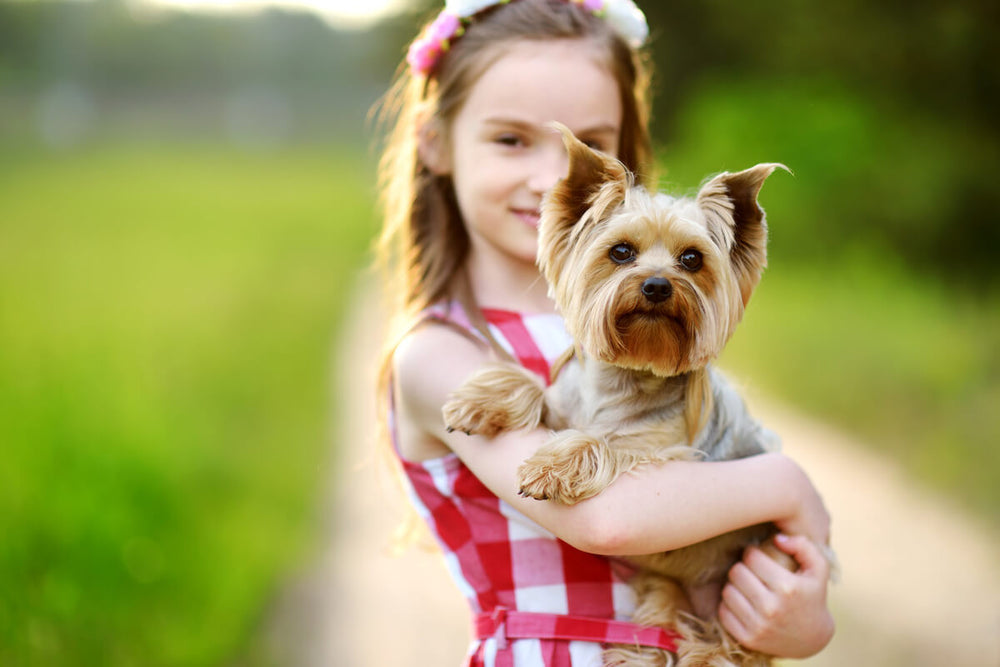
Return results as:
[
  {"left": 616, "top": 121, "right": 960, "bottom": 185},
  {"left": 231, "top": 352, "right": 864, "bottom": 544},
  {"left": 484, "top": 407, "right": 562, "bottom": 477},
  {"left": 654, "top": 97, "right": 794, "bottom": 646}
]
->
[{"left": 539, "top": 123, "right": 785, "bottom": 376}]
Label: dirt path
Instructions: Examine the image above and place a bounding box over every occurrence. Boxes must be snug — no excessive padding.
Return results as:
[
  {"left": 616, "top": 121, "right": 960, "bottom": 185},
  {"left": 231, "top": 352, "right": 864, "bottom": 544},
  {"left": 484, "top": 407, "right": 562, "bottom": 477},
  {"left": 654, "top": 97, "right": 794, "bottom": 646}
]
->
[{"left": 266, "top": 285, "right": 1000, "bottom": 667}]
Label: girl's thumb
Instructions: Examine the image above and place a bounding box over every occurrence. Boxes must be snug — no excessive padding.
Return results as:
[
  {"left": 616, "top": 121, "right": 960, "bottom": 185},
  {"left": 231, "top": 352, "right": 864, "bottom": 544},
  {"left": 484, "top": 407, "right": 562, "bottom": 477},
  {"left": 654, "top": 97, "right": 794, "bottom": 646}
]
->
[{"left": 774, "top": 533, "right": 834, "bottom": 579}]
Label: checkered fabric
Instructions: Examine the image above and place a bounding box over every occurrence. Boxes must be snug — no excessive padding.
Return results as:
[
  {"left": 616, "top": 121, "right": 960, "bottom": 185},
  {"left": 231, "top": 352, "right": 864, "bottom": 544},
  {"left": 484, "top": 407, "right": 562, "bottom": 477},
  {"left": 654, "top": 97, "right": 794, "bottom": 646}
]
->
[{"left": 391, "top": 302, "right": 681, "bottom": 666}]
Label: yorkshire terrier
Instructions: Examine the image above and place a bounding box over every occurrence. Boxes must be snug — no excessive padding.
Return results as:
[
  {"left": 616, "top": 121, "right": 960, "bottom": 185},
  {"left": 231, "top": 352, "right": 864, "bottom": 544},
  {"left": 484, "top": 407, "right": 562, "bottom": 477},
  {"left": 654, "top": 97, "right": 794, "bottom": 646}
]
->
[{"left": 443, "top": 124, "right": 797, "bottom": 667}]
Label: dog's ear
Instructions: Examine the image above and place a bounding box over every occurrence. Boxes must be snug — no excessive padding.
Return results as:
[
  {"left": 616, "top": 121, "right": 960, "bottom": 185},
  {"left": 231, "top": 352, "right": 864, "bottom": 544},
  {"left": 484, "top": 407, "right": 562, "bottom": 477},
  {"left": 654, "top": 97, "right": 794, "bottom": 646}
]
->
[
  {"left": 539, "top": 123, "right": 631, "bottom": 282},
  {"left": 544, "top": 122, "right": 630, "bottom": 230},
  {"left": 697, "top": 163, "right": 787, "bottom": 305}
]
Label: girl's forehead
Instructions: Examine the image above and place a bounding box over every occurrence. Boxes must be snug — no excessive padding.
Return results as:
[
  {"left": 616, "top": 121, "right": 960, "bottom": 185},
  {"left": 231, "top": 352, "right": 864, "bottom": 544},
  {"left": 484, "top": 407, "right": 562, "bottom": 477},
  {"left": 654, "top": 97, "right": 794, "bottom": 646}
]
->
[{"left": 459, "top": 39, "right": 622, "bottom": 131}]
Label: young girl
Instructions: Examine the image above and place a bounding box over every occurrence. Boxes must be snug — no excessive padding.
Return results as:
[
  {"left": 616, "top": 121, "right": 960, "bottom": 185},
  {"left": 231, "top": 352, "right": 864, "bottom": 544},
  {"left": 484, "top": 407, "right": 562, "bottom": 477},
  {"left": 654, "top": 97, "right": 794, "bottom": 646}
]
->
[{"left": 375, "top": 1, "right": 834, "bottom": 664}]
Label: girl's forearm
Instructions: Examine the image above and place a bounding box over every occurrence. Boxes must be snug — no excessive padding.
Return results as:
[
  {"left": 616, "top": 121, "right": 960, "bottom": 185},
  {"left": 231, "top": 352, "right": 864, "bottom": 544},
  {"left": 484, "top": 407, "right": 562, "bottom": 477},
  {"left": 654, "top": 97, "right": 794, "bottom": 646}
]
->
[
  {"left": 446, "top": 419, "right": 826, "bottom": 558},
  {"left": 553, "top": 453, "right": 823, "bottom": 556}
]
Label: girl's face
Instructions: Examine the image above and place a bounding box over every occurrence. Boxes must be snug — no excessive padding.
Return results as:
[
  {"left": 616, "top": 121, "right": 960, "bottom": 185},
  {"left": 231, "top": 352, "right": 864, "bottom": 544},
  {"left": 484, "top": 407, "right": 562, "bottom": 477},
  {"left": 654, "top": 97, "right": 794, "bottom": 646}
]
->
[{"left": 440, "top": 39, "right": 623, "bottom": 270}]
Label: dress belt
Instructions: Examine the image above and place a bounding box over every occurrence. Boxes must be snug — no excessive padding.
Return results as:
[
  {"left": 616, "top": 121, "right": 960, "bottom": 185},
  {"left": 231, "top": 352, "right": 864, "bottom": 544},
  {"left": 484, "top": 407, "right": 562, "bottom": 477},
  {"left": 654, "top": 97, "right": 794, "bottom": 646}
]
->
[{"left": 473, "top": 606, "right": 681, "bottom": 651}]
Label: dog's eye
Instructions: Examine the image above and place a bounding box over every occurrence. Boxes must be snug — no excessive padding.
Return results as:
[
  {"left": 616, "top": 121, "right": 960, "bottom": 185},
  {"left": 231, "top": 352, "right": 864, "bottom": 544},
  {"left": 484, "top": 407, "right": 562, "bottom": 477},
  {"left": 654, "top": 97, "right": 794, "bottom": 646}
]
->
[
  {"left": 679, "top": 249, "right": 703, "bottom": 271},
  {"left": 609, "top": 243, "right": 637, "bottom": 264}
]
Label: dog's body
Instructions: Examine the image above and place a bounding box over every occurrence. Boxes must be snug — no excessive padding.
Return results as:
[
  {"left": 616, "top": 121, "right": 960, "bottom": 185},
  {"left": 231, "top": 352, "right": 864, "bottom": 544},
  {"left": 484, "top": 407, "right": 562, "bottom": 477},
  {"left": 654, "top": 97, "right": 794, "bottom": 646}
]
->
[
  {"left": 542, "top": 361, "right": 778, "bottom": 580},
  {"left": 443, "top": 125, "right": 792, "bottom": 666},
  {"left": 541, "top": 360, "right": 780, "bottom": 667}
]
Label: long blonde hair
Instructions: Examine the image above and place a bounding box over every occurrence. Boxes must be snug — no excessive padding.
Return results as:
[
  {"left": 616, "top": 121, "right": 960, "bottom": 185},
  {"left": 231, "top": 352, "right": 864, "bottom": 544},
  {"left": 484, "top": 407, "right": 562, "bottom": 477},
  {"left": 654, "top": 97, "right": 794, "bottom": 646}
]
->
[{"left": 373, "top": 0, "right": 656, "bottom": 426}]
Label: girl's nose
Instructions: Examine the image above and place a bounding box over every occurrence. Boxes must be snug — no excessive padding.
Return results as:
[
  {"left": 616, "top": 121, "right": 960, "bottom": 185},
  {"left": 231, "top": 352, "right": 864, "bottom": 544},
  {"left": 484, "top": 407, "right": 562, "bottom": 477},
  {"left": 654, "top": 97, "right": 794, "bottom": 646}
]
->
[{"left": 528, "top": 142, "right": 569, "bottom": 195}]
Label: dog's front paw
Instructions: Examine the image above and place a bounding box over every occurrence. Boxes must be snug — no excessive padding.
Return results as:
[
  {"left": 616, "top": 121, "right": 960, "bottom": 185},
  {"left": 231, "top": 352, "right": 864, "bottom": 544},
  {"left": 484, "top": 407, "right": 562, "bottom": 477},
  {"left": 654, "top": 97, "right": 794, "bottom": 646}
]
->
[
  {"left": 441, "top": 364, "right": 546, "bottom": 438},
  {"left": 516, "top": 461, "right": 566, "bottom": 502},
  {"left": 442, "top": 395, "right": 506, "bottom": 438},
  {"left": 517, "top": 431, "right": 612, "bottom": 504}
]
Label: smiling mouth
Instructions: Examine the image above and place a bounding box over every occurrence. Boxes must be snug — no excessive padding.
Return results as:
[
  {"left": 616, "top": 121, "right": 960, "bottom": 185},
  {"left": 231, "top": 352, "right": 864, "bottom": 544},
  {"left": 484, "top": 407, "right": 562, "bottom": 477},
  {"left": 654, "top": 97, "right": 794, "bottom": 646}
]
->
[{"left": 512, "top": 209, "right": 541, "bottom": 228}]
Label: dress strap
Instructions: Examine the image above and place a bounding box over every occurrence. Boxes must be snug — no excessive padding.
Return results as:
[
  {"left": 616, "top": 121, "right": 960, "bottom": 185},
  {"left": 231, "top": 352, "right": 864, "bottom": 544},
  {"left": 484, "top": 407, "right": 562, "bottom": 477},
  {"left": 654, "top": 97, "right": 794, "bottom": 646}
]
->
[
  {"left": 480, "top": 308, "right": 551, "bottom": 382},
  {"left": 473, "top": 607, "right": 681, "bottom": 652}
]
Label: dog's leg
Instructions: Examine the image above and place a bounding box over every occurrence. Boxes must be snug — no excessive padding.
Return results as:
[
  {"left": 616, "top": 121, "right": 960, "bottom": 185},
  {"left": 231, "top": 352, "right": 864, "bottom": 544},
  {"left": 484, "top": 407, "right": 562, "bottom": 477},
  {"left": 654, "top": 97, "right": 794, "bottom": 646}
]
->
[
  {"left": 442, "top": 363, "right": 546, "bottom": 438},
  {"left": 602, "top": 572, "right": 766, "bottom": 667},
  {"left": 518, "top": 429, "right": 698, "bottom": 504},
  {"left": 685, "top": 581, "right": 724, "bottom": 622},
  {"left": 516, "top": 430, "right": 614, "bottom": 503},
  {"left": 672, "top": 537, "right": 795, "bottom": 667},
  {"left": 603, "top": 571, "right": 688, "bottom": 667},
  {"left": 674, "top": 616, "right": 774, "bottom": 667}
]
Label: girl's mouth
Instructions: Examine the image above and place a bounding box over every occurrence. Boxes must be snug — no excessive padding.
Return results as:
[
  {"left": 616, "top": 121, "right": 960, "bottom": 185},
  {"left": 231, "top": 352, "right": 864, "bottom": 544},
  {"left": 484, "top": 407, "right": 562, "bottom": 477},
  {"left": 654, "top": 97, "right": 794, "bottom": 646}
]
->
[{"left": 512, "top": 208, "right": 541, "bottom": 228}]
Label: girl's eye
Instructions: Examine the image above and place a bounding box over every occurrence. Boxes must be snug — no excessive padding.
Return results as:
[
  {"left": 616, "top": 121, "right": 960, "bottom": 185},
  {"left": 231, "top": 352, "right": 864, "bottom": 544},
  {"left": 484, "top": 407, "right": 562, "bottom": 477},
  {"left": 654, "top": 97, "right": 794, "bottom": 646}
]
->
[
  {"left": 609, "top": 243, "right": 637, "bottom": 264},
  {"left": 495, "top": 134, "right": 524, "bottom": 148},
  {"left": 679, "top": 249, "right": 703, "bottom": 271}
]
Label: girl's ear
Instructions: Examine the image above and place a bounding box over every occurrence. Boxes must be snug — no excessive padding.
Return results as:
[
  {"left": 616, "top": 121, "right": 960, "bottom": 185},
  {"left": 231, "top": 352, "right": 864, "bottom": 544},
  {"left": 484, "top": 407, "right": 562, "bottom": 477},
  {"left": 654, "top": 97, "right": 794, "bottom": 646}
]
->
[{"left": 417, "top": 120, "right": 451, "bottom": 175}]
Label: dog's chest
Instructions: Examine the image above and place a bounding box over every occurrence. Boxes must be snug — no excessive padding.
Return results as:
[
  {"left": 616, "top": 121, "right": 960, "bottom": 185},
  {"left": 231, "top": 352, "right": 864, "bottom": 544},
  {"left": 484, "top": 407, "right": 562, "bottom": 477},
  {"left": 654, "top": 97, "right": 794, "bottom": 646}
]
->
[{"left": 545, "top": 359, "right": 686, "bottom": 435}]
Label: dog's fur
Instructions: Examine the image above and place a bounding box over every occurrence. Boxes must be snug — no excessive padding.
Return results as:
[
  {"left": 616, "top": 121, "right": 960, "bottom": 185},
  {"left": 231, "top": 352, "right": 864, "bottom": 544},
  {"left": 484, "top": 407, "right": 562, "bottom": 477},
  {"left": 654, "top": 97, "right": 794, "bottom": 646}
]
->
[{"left": 442, "top": 124, "right": 792, "bottom": 666}]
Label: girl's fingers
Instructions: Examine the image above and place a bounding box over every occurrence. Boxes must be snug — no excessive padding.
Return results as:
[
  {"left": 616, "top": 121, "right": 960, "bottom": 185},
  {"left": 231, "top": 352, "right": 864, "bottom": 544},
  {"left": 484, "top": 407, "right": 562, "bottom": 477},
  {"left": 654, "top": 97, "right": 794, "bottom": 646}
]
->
[
  {"left": 742, "top": 535, "right": 831, "bottom": 597},
  {"left": 772, "top": 533, "right": 833, "bottom": 579},
  {"left": 719, "top": 584, "right": 756, "bottom": 642},
  {"left": 741, "top": 545, "right": 796, "bottom": 597},
  {"left": 720, "top": 535, "right": 836, "bottom": 656},
  {"left": 727, "top": 559, "right": 779, "bottom": 619}
]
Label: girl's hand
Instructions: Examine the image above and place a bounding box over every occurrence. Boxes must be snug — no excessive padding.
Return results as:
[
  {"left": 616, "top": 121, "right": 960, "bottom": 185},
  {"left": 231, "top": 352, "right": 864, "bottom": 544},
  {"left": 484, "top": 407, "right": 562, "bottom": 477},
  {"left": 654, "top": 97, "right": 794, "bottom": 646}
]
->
[{"left": 718, "top": 533, "right": 835, "bottom": 658}]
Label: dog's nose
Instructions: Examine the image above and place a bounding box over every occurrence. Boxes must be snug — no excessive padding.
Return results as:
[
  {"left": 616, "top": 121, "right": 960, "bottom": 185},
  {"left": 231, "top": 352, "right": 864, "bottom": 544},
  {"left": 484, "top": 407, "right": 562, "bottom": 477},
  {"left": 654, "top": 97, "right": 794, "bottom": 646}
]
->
[{"left": 641, "top": 276, "right": 673, "bottom": 303}]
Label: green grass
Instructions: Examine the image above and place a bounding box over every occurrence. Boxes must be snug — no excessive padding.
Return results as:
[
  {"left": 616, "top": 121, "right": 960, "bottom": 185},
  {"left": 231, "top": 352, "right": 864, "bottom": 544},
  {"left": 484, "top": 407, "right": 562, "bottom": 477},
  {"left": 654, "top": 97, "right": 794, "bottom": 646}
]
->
[
  {"left": 0, "top": 141, "right": 378, "bottom": 666},
  {"left": 719, "top": 256, "right": 1000, "bottom": 517}
]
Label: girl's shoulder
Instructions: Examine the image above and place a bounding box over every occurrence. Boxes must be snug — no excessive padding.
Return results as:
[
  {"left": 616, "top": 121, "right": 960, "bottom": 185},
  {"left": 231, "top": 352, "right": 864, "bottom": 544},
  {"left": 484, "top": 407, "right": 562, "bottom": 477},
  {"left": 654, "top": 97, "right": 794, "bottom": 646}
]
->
[
  {"left": 392, "top": 300, "right": 491, "bottom": 391},
  {"left": 391, "top": 301, "right": 569, "bottom": 460},
  {"left": 390, "top": 308, "right": 493, "bottom": 459},
  {"left": 393, "top": 313, "right": 488, "bottom": 392}
]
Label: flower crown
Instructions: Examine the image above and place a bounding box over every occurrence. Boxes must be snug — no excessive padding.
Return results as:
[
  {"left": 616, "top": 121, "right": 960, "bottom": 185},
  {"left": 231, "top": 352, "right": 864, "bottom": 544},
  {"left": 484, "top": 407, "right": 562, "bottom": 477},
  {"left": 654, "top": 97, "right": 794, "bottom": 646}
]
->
[{"left": 407, "top": 0, "right": 649, "bottom": 76}]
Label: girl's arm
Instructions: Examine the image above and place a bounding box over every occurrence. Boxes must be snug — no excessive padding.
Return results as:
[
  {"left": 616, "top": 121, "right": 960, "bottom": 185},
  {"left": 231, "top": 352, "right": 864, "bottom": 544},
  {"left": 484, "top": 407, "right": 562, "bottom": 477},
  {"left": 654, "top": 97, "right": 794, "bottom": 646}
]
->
[{"left": 392, "top": 324, "right": 831, "bottom": 554}]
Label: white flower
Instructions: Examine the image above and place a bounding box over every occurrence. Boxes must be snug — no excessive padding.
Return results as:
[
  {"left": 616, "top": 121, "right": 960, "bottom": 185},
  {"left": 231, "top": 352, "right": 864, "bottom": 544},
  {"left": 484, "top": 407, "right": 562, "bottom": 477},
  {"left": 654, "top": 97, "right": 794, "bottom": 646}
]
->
[
  {"left": 441, "top": 0, "right": 649, "bottom": 47},
  {"left": 603, "top": 0, "right": 649, "bottom": 48},
  {"left": 445, "top": 0, "right": 507, "bottom": 18}
]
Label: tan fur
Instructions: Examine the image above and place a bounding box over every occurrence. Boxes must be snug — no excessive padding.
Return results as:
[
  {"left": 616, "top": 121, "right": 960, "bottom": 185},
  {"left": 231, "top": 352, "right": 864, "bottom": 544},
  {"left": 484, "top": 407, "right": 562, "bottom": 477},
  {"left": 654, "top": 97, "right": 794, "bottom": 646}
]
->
[{"left": 443, "top": 124, "right": 793, "bottom": 666}]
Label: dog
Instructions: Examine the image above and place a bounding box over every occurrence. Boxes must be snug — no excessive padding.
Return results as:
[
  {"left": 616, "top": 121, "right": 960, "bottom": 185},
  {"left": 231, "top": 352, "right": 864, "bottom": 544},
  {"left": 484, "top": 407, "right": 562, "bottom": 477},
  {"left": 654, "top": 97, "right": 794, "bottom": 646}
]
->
[{"left": 443, "top": 123, "right": 794, "bottom": 666}]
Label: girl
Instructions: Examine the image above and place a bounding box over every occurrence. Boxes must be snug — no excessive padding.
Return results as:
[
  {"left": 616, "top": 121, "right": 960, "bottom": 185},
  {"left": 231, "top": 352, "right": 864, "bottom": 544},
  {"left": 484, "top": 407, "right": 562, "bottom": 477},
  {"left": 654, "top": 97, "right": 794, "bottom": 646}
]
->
[{"left": 375, "top": 1, "right": 834, "bottom": 664}]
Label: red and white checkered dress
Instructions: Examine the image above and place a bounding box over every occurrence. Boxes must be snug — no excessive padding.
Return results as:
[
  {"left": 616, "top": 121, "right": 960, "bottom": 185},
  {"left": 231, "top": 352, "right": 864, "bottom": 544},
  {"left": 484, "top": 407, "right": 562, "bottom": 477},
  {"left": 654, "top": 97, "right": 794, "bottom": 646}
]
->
[{"left": 390, "top": 302, "right": 680, "bottom": 666}]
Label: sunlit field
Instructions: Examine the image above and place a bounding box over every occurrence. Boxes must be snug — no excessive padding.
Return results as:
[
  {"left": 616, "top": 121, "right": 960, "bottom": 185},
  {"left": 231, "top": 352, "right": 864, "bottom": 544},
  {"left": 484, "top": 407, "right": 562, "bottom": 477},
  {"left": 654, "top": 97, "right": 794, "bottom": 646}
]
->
[{"left": 0, "top": 141, "right": 378, "bottom": 665}]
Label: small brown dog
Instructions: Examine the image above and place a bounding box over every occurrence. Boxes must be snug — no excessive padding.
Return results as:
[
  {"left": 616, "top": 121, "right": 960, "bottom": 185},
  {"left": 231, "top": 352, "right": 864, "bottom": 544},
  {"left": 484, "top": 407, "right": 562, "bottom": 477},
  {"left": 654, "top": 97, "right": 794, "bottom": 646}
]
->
[{"left": 443, "top": 124, "right": 792, "bottom": 666}]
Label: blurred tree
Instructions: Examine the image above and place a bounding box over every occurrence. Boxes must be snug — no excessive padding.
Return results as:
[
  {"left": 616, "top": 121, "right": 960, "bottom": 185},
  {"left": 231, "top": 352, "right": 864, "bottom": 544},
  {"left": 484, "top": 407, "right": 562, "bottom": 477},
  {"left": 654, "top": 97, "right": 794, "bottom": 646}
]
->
[
  {"left": 0, "top": 0, "right": 996, "bottom": 284},
  {"left": 639, "top": 0, "right": 999, "bottom": 285}
]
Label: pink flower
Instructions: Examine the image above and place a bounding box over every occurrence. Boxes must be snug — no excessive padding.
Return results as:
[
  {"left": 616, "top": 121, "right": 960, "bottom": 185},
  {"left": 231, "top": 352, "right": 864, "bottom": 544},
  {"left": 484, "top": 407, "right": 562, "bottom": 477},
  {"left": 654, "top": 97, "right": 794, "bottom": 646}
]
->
[
  {"left": 407, "top": 11, "right": 464, "bottom": 75},
  {"left": 429, "top": 11, "right": 462, "bottom": 41},
  {"left": 581, "top": 0, "right": 604, "bottom": 12},
  {"left": 406, "top": 39, "right": 439, "bottom": 74}
]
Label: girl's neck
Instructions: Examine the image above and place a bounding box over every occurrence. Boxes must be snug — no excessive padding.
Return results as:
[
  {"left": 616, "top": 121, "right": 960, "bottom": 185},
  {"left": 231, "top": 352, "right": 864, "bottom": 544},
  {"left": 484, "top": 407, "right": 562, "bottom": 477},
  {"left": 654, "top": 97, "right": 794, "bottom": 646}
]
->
[{"left": 464, "top": 250, "right": 555, "bottom": 315}]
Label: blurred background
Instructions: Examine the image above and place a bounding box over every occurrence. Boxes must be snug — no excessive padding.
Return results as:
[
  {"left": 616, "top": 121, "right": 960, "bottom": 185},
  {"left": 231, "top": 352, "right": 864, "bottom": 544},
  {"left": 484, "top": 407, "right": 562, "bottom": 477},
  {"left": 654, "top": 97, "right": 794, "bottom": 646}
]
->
[{"left": 1, "top": 0, "right": 997, "bottom": 665}]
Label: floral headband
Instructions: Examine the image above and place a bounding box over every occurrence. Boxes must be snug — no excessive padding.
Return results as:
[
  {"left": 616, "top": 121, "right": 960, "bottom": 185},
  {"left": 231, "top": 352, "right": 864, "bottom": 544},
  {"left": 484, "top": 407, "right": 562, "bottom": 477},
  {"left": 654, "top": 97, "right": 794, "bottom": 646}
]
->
[{"left": 407, "top": 0, "right": 649, "bottom": 76}]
